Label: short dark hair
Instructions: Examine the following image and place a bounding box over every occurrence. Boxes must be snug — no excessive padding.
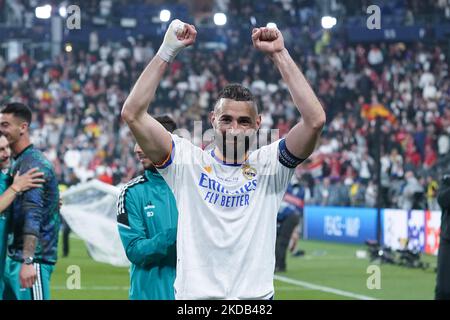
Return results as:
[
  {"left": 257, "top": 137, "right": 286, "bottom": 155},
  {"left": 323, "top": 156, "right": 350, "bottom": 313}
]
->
[
  {"left": 217, "top": 83, "right": 254, "bottom": 102},
  {"left": 215, "top": 83, "right": 258, "bottom": 113},
  {"left": 0, "top": 103, "right": 32, "bottom": 125},
  {"left": 155, "top": 115, "right": 177, "bottom": 133}
]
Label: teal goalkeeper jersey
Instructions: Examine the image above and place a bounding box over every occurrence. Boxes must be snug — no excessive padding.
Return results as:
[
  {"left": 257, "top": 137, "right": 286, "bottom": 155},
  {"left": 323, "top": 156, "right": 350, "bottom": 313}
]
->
[
  {"left": 117, "top": 169, "right": 178, "bottom": 300},
  {"left": 0, "top": 168, "right": 12, "bottom": 278}
]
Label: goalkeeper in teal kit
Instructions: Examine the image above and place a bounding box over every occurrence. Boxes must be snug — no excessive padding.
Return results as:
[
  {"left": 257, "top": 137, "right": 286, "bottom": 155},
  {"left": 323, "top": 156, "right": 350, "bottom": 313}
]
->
[{"left": 117, "top": 116, "right": 178, "bottom": 300}]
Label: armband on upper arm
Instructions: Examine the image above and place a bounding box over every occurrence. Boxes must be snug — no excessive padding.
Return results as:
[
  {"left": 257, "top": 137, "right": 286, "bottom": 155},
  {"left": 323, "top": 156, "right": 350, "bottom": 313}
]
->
[
  {"left": 278, "top": 139, "right": 305, "bottom": 168},
  {"left": 155, "top": 140, "right": 175, "bottom": 169}
]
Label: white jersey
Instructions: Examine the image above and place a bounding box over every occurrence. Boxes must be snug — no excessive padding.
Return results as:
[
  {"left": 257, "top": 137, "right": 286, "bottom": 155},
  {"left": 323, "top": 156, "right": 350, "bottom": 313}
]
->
[{"left": 157, "top": 134, "right": 295, "bottom": 299}]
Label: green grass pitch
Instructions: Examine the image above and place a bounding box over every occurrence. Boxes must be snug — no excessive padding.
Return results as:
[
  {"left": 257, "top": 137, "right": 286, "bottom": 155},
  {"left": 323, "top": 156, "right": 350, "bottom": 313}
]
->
[{"left": 50, "top": 237, "right": 438, "bottom": 300}]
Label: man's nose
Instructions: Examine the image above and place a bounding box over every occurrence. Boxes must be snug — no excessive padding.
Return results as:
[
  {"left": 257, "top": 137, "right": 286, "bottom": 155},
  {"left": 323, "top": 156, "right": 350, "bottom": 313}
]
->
[{"left": 228, "top": 122, "right": 243, "bottom": 135}]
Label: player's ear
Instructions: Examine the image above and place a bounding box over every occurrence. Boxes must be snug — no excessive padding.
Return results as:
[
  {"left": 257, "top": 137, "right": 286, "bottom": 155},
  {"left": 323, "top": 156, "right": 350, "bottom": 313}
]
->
[
  {"left": 255, "top": 114, "right": 262, "bottom": 130},
  {"left": 19, "top": 121, "right": 29, "bottom": 135}
]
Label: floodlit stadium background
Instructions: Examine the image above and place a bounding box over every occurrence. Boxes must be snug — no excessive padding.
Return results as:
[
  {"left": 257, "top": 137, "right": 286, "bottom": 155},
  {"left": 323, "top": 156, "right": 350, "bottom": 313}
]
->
[{"left": 1, "top": 0, "right": 449, "bottom": 299}]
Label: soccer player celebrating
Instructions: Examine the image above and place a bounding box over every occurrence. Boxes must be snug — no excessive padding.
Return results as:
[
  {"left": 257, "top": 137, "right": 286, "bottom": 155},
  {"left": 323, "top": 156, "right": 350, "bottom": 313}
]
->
[
  {"left": 0, "top": 134, "right": 45, "bottom": 299},
  {"left": 0, "top": 103, "right": 60, "bottom": 300},
  {"left": 121, "top": 20, "right": 325, "bottom": 299},
  {"left": 117, "top": 116, "right": 179, "bottom": 300}
]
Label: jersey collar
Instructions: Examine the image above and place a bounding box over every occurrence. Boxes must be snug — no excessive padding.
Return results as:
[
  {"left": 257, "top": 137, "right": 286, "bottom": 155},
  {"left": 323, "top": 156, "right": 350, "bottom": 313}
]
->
[
  {"left": 13, "top": 144, "right": 33, "bottom": 160},
  {"left": 211, "top": 149, "right": 249, "bottom": 167},
  {"left": 144, "top": 169, "right": 164, "bottom": 180}
]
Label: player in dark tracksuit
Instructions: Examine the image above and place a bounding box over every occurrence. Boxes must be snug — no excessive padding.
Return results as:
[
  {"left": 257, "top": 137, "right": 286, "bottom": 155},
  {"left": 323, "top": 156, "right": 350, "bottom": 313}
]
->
[
  {"left": 0, "top": 133, "right": 45, "bottom": 300},
  {"left": 435, "top": 175, "right": 450, "bottom": 300},
  {"left": 0, "top": 103, "right": 60, "bottom": 300}
]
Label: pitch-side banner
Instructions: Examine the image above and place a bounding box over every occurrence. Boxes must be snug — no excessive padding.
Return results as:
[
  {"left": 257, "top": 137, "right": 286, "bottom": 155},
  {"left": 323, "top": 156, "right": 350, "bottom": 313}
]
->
[
  {"left": 381, "top": 209, "right": 441, "bottom": 255},
  {"left": 304, "top": 207, "right": 441, "bottom": 255},
  {"left": 304, "top": 206, "right": 378, "bottom": 244}
]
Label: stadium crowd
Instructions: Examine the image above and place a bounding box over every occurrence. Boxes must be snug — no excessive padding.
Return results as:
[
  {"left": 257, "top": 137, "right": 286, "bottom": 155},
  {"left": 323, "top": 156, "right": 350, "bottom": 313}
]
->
[{"left": 0, "top": 0, "right": 449, "bottom": 210}]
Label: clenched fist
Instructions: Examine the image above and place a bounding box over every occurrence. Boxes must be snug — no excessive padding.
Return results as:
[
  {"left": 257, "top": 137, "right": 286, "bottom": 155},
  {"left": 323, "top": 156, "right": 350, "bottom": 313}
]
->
[
  {"left": 251, "top": 27, "right": 285, "bottom": 55},
  {"left": 157, "top": 19, "right": 197, "bottom": 62}
]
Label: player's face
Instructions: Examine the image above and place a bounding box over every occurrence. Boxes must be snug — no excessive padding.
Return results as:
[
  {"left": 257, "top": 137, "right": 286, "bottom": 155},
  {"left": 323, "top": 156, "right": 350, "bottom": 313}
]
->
[
  {"left": 0, "top": 113, "right": 27, "bottom": 145},
  {"left": 211, "top": 99, "right": 261, "bottom": 157},
  {"left": 134, "top": 144, "right": 154, "bottom": 170},
  {"left": 0, "top": 136, "right": 11, "bottom": 168}
]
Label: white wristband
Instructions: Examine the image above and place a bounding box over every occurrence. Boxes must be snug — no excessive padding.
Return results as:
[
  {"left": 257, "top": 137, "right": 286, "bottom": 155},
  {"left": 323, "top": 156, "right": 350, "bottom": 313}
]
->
[{"left": 157, "top": 19, "right": 186, "bottom": 62}]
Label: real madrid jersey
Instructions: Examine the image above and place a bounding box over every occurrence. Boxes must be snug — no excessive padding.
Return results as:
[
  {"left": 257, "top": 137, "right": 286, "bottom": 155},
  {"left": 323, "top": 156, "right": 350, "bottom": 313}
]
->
[{"left": 157, "top": 134, "right": 297, "bottom": 300}]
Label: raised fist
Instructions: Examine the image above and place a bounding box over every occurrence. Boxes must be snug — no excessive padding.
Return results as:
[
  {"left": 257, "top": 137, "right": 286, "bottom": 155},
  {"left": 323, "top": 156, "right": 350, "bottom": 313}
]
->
[
  {"left": 157, "top": 19, "right": 197, "bottom": 62},
  {"left": 171, "top": 19, "right": 197, "bottom": 47},
  {"left": 251, "top": 27, "right": 285, "bottom": 55}
]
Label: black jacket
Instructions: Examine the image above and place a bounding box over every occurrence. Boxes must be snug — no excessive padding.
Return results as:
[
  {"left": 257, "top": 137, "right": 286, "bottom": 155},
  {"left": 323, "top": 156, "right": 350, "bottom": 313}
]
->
[{"left": 438, "top": 183, "right": 450, "bottom": 240}]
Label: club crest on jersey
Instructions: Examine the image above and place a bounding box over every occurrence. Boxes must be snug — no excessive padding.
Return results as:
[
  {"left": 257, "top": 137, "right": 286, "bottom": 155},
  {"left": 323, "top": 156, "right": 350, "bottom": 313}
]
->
[
  {"left": 144, "top": 201, "right": 155, "bottom": 217},
  {"left": 242, "top": 164, "right": 257, "bottom": 180}
]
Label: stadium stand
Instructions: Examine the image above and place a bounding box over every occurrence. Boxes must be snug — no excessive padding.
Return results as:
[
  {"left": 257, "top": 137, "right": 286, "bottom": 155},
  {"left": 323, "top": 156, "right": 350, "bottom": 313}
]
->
[{"left": 0, "top": 0, "right": 449, "bottom": 211}]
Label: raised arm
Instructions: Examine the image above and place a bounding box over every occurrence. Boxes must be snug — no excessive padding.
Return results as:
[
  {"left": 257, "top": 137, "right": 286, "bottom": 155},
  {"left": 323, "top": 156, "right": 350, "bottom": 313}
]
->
[
  {"left": 121, "top": 19, "right": 197, "bottom": 165},
  {"left": 252, "top": 27, "right": 326, "bottom": 160}
]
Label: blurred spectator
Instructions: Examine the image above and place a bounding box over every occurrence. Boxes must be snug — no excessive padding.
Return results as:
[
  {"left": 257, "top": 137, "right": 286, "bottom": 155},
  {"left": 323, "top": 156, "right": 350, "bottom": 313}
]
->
[
  {"left": 365, "top": 180, "right": 377, "bottom": 208},
  {"left": 368, "top": 45, "right": 384, "bottom": 73},
  {"left": 313, "top": 177, "right": 330, "bottom": 206},
  {"left": 389, "top": 149, "right": 404, "bottom": 179},
  {"left": 427, "top": 175, "right": 440, "bottom": 210},
  {"left": 402, "top": 171, "right": 426, "bottom": 210},
  {"left": 350, "top": 180, "right": 367, "bottom": 207}
]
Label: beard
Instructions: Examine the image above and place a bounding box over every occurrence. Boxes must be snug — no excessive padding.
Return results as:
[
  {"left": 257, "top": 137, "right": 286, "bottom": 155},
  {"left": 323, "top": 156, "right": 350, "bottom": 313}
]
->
[{"left": 214, "top": 130, "right": 256, "bottom": 162}]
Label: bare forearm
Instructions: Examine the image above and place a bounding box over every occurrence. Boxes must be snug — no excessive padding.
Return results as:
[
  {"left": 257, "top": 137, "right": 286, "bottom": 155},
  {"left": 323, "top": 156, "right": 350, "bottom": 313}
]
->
[
  {"left": 270, "top": 49, "right": 325, "bottom": 159},
  {"left": 0, "top": 187, "right": 18, "bottom": 213},
  {"left": 271, "top": 49, "right": 325, "bottom": 128},
  {"left": 121, "top": 55, "right": 169, "bottom": 121},
  {"left": 23, "top": 234, "right": 38, "bottom": 258},
  {"left": 251, "top": 27, "right": 325, "bottom": 159}
]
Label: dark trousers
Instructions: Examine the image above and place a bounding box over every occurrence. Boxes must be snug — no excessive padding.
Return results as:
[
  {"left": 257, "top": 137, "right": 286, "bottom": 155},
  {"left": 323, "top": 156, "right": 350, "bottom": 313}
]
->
[
  {"left": 436, "top": 185, "right": 450, "bottom": 299},
  {"left": 436, "top": 212, "right": 450, "bottom": 300},
  {"left": 61, "top": 219, "right": 71, "bottom": 257},
  {"left": 275, "top": 214, "right": 299, "bottom": 271},
  {"left": 436, "top": 237, "right": 450, "bottom": 299}
]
